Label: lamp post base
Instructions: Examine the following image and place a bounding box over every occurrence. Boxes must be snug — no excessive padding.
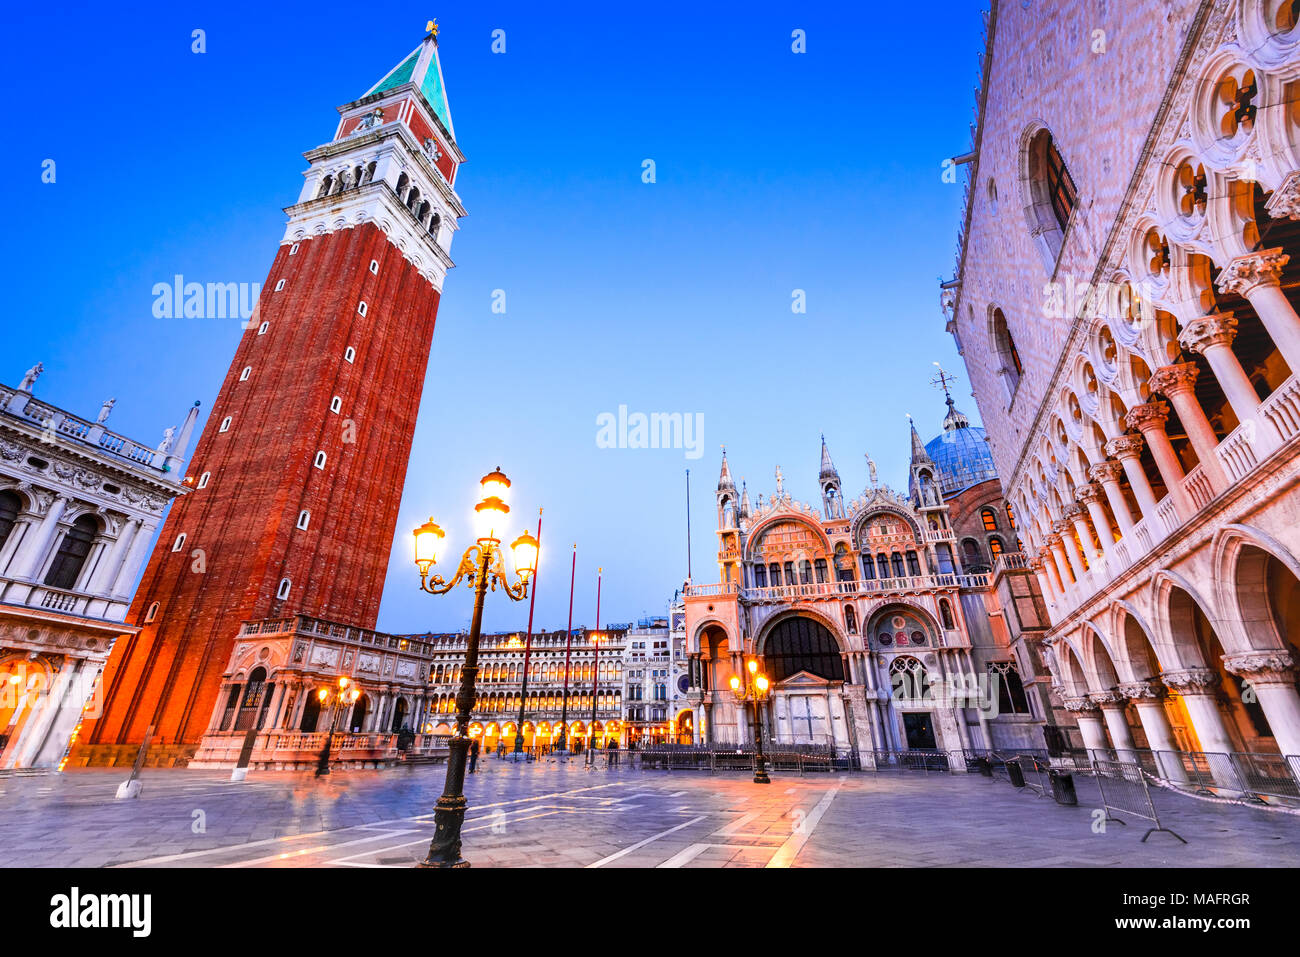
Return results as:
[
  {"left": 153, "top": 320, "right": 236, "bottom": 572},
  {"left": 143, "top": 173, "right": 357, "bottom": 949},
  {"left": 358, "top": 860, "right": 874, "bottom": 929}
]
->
[
  {"left": 420, "top": 797, "right": 471, "bottom": 868},
  {"left": 753, "top": 769, "right": 771, "bottom": 784},
  {"left": 315, "top": 743, "right": 331, "bottom": 777}
]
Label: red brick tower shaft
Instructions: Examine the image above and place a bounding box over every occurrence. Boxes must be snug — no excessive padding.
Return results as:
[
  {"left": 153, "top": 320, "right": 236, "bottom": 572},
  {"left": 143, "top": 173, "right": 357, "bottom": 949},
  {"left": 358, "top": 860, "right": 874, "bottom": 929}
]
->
[{"left": 80, "top": 33, "right": 465, "bottom": 760}]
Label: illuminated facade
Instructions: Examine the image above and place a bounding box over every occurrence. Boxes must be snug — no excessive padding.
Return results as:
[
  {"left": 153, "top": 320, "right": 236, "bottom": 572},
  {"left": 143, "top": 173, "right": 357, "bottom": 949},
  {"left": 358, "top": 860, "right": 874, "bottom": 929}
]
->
[
  {"left": 622, "top": 604, "right": 692, "bottom": 746},
  {"left": 684, "top": 402, "right": 1058, "bottom": 763},
  {"left": 0, "top": 373, "right": 193, "bottom": 768},
  {"left": 944, "top": 0, "right": 1300, "bottom": 762},
  {"left": 419, "top": 627, "right": 628, "bottom": 751}
]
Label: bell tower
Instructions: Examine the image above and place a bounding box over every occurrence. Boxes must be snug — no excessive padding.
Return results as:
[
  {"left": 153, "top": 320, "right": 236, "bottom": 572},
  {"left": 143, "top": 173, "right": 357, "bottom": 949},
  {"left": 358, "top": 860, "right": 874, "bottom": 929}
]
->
[{"left": 79, "top": 29, "right": 466, "bottom": 762}]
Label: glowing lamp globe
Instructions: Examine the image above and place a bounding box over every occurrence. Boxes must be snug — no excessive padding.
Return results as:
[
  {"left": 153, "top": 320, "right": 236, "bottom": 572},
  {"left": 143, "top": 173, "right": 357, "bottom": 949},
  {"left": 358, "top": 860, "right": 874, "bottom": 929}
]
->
[
  {"left": 729, "top": 675, "right": 741, "bottom": 693},
  {"left": 479, "top": 467, "right": 511, "bottom": 507},
  {"left": 474, "top": 495, "right": 510, "bottom": 541},
  {"left": 510, "top": 530, "right": 539, "bottom": 578},
  {"left": 413, "top": 517, "right": 445, "bottom": 572},
  {"left": 755, "top": 675, "right": 770, "bottom": 695}
]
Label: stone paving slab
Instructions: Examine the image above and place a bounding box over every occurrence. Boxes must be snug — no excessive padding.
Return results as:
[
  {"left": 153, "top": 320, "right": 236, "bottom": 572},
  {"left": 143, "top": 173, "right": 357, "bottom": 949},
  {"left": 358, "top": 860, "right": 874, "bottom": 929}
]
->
[{"left": 0, "top": 760, "right": 1297, "bottom": 868}]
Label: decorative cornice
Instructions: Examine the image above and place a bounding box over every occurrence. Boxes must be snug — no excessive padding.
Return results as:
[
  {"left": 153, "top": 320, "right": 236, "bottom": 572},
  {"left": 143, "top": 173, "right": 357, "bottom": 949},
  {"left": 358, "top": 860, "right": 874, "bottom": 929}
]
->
[
  {"left": 1104, "top": 435, "right": 1145, "bottom": 459},
  {"left": 1178, "top": 312, "right": 1238, "bottom": 355},
  {"left": 1125, "top": 400, "right": 1171, "bottom": 433},
  {"left": 1222, "top": 650, "right": 1296, "bottom": 683},
  {"left": 1148, "top": 363, "right": 1200, "bottom": 397},
  {"left": 1264, "top": 170, "right": 1300, "bottom": 221},
  {"left": 1087, "top": 460, "right": 1125, "bottom": 484},
  {"left": 1214, "top": 247, "right": 1289, "bottom": 297},
  {"left": 1117, "top": 679, "right": 1164, "bottom": 700},
  {"left": 1062, "top": 695, "right": 1100, "bottom": 714},
  {"left": 1088, "top": 690, "right": 1128, "bottom": 707},
  {"left": 1160, "top": 667, "right": 1220, "bottom": 691},
  {"left": 1074, "top": 481, "right": 1104, "bottom": 504}
]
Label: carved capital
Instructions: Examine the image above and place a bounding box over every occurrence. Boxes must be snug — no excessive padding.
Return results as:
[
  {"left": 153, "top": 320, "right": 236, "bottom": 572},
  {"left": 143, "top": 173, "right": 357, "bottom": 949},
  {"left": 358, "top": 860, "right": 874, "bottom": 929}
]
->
[
  {"left": 1160, "top": 667, "right": 1220, "bottom": 692},
  {"left": 1117, "top": 679, "right": 1164, "bottom": 700},
  {"left": 1061, "top": 502, "right": 1086, "bottom": 521},
  {"left": 1215, "top": 247, "right": 1289, "bottom": 296},
  {"left": 1062, "top": 695, "right": 1101, "bottom": 714},
  {"left": 1178, "top": 312, "right": 1238, "bottom": 356},
  {"left": 1222, "top": 650, "right": 1297, "bottom": 685},
  {"left": 1125, "top": 399, "right": 1170, "bottom": 433},
  {"left": 1104, "top": 434, "right": 1145, "bottom": 460},
  {"left": 1074, "top": 481, "right": 1105, "bottom": 504},
  {"left": 1088, "top": 460, "right": 1125, "bottom": 485},
  {"left": 1088, "top": 690, "right": 1128, "bottom": 707},
  {"left": 1148, "top": 362, "right": 1199, "bottom": 398},
  {"left": 1264, "top": 170, "right": 1300, "bottom": 221}
]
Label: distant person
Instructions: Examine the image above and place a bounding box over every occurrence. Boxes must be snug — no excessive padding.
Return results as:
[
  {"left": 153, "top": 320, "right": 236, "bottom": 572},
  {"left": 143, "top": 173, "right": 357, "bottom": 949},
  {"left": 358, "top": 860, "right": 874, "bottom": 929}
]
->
[{"left": 468, "top": 737, "right": 480, "bottom": 773}]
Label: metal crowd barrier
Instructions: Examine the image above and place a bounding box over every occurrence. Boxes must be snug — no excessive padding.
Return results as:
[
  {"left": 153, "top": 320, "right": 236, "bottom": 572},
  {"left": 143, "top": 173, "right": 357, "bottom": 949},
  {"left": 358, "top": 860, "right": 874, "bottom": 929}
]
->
[{"left": 1092, "top": 759, "right": 1187, "bottom": 843}]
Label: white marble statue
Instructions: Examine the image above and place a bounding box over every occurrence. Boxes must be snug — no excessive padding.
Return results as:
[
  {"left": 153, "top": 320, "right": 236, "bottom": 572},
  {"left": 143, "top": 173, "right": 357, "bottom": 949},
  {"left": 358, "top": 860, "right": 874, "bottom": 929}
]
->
[
  {"left": 157, "top": 426, "right": 176, "bottom": 454},
  {"left": 19, "top": 362, "right": 43, "bottom": 392},
  {"left": 96, "top": 398, "right": 116, "bottom": 424}
]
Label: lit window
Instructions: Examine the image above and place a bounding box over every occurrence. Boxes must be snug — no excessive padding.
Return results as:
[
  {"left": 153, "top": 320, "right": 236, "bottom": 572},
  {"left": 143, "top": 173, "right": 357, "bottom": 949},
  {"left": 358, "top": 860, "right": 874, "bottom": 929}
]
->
[
  {"left": 981, "top": 508, "right": 998, "bottom": 532},
  {"left": 989, "top": 537, "right": 1005, "bottom": 558},
  {"left": 219, "top": 416, "right": 232, "bottom": 432},
  {"left": 197, "top": 472, "right": 210, "bottom": 489}
]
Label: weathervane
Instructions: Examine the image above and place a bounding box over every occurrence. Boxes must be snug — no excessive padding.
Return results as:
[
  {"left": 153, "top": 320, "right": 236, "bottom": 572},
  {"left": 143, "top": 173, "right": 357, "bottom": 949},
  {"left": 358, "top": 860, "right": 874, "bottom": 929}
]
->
[
  {"left": 426, "top": 18, "right": 439, "bottom": 37},
  {"left": 931, "top": 361, "right": 959, "bottom": 400}
]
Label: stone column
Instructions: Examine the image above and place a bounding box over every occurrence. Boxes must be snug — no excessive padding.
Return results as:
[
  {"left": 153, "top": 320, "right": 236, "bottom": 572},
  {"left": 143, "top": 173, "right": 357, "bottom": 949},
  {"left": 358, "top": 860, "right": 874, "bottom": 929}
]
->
[
  {"left": 1118, "top": 680, "right": 1189, "bottom": 784},
  {"left": 85, "top": 517, "right": 140, "bottom": 595},
  {"left": 1125, "top": 401, "right": 1194, "bottom": 521},
  {"left": 7, "top": 494, "right": 67, "bottom": 580},
  {"left": 1074, "top": 483, "right": 1115, "bottom": 566},
  {"left": 205, "top": 683, "right": 232, "bottom": 733},
  {"left": 1047, "top": 534, "right": 1075, "bottom": 590},
  {"left": 14, "top": 657, "right": 80, "bottom": 768},
  {"left": 1053, "top": 520, "right": 1087, "bottom": 582},
  {"left": 1088, "top": 461, "right": 1135, "bottom": 535},
  {"left": 1103, "top": 435, "right": 1158, "bottom": 523},
  {"left": 1029, "top": 555, "right": 1058, "bottom": 606},
  {"left": 1063, "top": 696, "right": 1110, "bottom": 753},
  {"left": 264, "top": 681, "right": 286, "bottom": 733},
  {"left": 1089, "top": 690, "right": 1136, "bottom": 753},
  {"left": 1148, "top": 362, "right": 1230, "bottom": 493},
  {"left": 1223, "top": 651, "right": 1300, "bottom": 759},
  {"left": 1064, "top": 503, "right": 1100, "bottom": 568},
  {"left": 1162, "top": 668, "right": 1238, "bottom": 788},
  {"left": 1178, "top": 313, "right": 1266, "bottom": 431},
  {"left": 1215, "top": 248, "right": 1300, "bottom": 372},
  {"left": 111, "top": 520, "right": 159, "bottom": 598}
]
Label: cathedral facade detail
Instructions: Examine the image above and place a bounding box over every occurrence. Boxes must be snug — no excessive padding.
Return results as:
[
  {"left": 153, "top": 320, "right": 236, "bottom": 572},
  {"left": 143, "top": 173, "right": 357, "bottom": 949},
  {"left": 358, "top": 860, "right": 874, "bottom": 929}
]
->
[{"left": 683, "top": 403, "right": 1055, "bottom": 764}]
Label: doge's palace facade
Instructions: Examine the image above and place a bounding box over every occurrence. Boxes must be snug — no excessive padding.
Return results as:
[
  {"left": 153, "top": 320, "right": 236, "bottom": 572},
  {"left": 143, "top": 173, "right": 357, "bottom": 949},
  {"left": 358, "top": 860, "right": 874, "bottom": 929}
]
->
[{"left": 945, "top": 0, "right": 1300, "bottom": 762}]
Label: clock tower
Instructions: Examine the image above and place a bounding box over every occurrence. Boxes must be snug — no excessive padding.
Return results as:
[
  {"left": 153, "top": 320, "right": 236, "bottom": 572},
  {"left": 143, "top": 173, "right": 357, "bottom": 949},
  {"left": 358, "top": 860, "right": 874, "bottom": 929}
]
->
[{"left": 78, "top": 30, "right": 465, "bottom": 763}]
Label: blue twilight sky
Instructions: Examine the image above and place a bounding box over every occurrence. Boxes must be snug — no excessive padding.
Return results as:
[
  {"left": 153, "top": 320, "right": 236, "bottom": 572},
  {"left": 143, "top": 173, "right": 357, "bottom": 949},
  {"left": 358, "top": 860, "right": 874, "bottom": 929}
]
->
[{"left": 3, "top": 1, "right": 984, "bottom": 634}]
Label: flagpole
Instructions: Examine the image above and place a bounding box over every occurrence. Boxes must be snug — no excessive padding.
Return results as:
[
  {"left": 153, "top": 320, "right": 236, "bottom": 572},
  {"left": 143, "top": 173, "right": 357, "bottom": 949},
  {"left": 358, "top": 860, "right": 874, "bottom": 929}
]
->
[
  {"left": 685, "top": 469, "right": 692, "bottom": 582},
  {"left": 587, "top": 566, "right": 602, "bottom": 767},
  {"left": 512, "top": 508, "right": 542, "bottom": 757},
  {"left": 556, "top": 544, "right": 577, "bottom": 753}
]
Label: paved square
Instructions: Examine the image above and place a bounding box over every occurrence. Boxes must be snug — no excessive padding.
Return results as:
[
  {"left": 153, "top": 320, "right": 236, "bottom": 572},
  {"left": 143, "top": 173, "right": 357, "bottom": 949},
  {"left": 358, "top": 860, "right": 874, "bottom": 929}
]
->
[{"left": 2, "top": 760, "right": 1298, "bottom": 868}]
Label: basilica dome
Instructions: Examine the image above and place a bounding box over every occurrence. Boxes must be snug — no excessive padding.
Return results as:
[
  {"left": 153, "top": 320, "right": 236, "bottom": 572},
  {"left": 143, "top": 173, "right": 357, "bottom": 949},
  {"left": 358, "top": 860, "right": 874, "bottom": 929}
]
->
[{"left": 924, "top": 399, "right": 998, "bottom": 496}]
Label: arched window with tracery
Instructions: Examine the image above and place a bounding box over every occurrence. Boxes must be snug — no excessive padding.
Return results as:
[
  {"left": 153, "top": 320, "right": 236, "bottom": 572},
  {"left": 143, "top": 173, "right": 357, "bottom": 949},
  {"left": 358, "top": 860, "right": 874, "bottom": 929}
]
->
[
  {"left": 763, "top": 617, "right": 844, "bottom": 682},
  {"left": 889, "top": 656, "right": 930, "bottom": 702},
  {"left": 0, "top": 490, "right": 22, "bottom": 552},
  {"left": 981, "top": 508, "right": 999, "bottom": 531},
  {"left": 1022, "top": 126, "right": 1077, "bottom": 269},
  {"left": 991, "top": 307, "right": 1024, "bottom": 396},
  {"left": 988, "top": 661, "right": 1031, "bottom": 715},
  {"left": 939, "top": 598, "right": 955, "bottom": 629}
]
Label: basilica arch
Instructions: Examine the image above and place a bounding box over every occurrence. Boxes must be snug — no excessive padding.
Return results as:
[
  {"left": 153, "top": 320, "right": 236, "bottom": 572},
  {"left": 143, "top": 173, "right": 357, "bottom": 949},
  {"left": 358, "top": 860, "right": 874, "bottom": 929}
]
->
[{"left": 757, "top": 613, "right": 846, "bottom": 683}]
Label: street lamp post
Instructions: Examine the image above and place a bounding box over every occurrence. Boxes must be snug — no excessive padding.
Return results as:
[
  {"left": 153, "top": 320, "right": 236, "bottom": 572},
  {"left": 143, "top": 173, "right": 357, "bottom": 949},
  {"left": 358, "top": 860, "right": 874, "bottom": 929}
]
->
[
  {"left": 315, "top": 676, "right": 359, "bottom": 777},
  {"left": 412, "top": 468, "right": 538, "bottom": 869},
  {"left": 586, "top": 567, "right": 602, "bottom": 767},
  {"left": 729, "top": 658, "right": 771, "bottom": 784}
]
